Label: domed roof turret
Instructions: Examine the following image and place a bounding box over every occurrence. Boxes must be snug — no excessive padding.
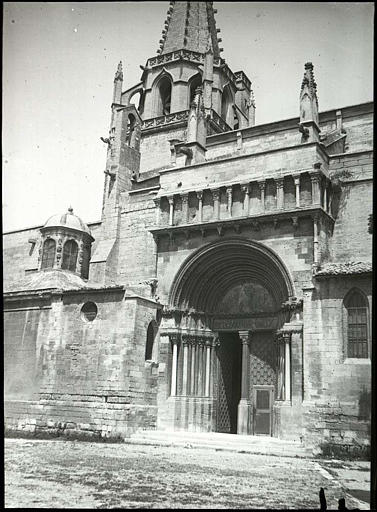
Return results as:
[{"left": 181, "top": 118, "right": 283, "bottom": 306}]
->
[{"left": 43, "top": 207, "right": 92, "bottom": 236}]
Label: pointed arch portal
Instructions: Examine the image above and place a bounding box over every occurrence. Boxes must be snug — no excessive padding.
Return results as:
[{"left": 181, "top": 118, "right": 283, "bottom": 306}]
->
[{"left": 165, "top": 238, "right": 296, "bottom": 435}]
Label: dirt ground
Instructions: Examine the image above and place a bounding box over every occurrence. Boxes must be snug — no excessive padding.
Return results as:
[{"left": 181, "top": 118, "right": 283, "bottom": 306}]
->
[{"left": 4, "top": 438, "right": 370, "bottom": 509}]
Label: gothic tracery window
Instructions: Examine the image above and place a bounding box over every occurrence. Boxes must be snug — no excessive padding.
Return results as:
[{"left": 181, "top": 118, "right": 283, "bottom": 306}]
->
[
  {"left": 41, "top": 238, "right": 56, "bottom": 269},
  {"left": 126, "top": 114, "right": 136, "bottom": 146},
  {"left": 61, "top": 240, "right": 78, "bottom": 272},
  {"left": 189, "top": 74, "right": 202, "bottom": 107},
  {"left": 156, "top": 76, "right": 172, "bottom": 116},
  {"left": 344, "top": 290, "right": 369, "bottom": 358}
]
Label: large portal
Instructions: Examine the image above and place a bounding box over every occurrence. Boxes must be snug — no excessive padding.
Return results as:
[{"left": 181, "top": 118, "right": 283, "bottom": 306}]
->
[{"left": 165, "top": 238, "right": 295, "bottom": 435}]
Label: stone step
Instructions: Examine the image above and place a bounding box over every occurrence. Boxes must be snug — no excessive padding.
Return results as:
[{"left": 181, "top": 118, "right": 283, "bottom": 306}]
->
[{"left": 128, "top": 430, "right": 311, "bottom": 458}]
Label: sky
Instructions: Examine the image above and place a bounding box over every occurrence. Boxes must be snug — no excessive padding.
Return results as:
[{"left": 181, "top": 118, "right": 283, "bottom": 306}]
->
[{"left": 3, "top": 2, "right": 374, "bottom": 232}]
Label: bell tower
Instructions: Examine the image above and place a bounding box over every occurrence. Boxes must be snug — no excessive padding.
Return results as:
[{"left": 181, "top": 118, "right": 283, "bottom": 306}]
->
[{"left": 120, "top": 1, "right": 256, "bottom": 173}]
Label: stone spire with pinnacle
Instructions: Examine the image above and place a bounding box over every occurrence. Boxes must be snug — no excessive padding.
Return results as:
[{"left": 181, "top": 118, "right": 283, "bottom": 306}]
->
[
  {"left": 113, "top": 61, "right": 123, "bottom": 105},
  {"left": 299, "top": 62, "right": 320, "bottom": 142},
  {"left": 157, "top": 2, "right": 222, "bottom": 58},
  {"left": 300, "top": 62, "right": 319, "bottom": 127}
]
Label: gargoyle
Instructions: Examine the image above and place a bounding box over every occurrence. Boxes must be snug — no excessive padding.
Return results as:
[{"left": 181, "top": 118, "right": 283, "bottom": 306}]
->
[
  {"left": 178, "top": 146, "right": 193, "bottom": 158},
  {"left": 100, "top": 137, "right": 111, "bottom": 147},
  {"left": 298, "top": 124, "right": 309, "bottom": 139}
]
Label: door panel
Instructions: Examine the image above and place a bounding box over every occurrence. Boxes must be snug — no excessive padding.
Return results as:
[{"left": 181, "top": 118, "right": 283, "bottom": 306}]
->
[{"left": 253, "top": 386, "right": 273, "bottom": 435}]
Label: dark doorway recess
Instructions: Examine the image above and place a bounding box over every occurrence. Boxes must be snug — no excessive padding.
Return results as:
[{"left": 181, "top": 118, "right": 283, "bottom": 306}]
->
[{"left": 216, "top": 332, "right": 241, "bottom": 434}]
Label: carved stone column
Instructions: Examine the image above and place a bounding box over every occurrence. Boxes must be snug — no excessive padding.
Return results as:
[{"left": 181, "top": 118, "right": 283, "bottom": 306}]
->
[
  {"left": 276, "top": 178, "right": 284, "bottom": 210},
  {"left": 293, "top": 174, "right": 300, "bottom": 208},
  {"left": 212, "top": 189, "right": 220, "bottom": 220},
  {"left": 154, "top": 197, "right": 161, "bottom": 225},
  {"left": 242, "top": 184, "right": 250, "bottom": 216},
  {"left": 197, "top": 339, "right": 203, "bottom": 395},
  {"left": 190, "top": 341, "right": 196, "bottom": 394},
  {"left": 323, "top": 180, "right": 328, "bottom": 212},
  {"left": 283, "top": 332, "right": 292, "bottom": 401},
  {"left": 168, "top": 196, "right": 174, "bottom": 226},
  {"left": 170, "top": 333, "right": 179, "bottom": 396},
  {"left": 182, "top": 194, "right": 189, "bottom": 224},
  {"left": 182, "top": 336, "right": 189, "bottom": 395},
  {"left": 205, "top": 339, "right": 212, "bottom": 397},
  {"left": 309, "top": 169, "right": 321, "bottom": 205},
  {"left": 313, "top": 213, "right": 320, "bottom": 267},
  {"left": 258, "top": 181, "right": 266, "bottom": 212},
  {"left": 197, "top": 191, "right": 203, "bottom": 223},
  {"left": 226, "top": 186, "right": 233, "bottom": 217},
  {"left": 237, "top": 330, "right": 251, "bottom": 435}
]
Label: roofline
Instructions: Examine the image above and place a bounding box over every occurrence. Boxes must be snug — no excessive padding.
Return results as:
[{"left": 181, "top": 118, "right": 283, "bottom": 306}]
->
[
  {"left": 3, "top": 219, "right": 102, "bottom": 237},
  {"left": 207, "top": 101, "right": 373, "bottom": 146}
]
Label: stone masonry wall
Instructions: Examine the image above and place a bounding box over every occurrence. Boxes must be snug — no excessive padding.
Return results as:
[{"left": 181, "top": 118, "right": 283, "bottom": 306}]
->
[
  {"left": 4, "top": 291, "right": 161, "bottom": 439},
  {"left": 139, "top": 126, "right": 186, "bottom": 174},
  {"left": 328, "top": 151, "right": 372, "bottom": 262},
  {"left": 302, "top": 275, "right": 371, "bottom": 449}
]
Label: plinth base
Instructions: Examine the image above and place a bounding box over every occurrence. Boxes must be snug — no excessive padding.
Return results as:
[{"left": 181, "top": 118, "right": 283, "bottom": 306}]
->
[{"left": 237, "top": 399, "right": 251, "bottom": 435}]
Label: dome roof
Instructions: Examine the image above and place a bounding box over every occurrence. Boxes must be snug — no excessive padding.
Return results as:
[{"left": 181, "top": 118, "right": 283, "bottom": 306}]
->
[{"left": 43, "top": 207, "right": 92, "bottom": 235}]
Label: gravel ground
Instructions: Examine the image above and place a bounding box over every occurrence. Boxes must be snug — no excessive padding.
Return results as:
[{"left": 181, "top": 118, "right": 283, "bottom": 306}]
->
[{"left": 4, "top": 438, "right": 369, "bottom": 509}]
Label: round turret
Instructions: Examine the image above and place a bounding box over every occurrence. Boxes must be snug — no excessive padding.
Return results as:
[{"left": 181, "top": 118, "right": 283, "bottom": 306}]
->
[{"left": 38, "top": 207, "right": 94, "bottom": 279}]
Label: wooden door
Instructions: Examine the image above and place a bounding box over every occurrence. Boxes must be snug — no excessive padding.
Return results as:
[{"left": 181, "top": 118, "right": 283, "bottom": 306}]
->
[{"left": 253, "top": 386, "right": 274, "bottom": 436}]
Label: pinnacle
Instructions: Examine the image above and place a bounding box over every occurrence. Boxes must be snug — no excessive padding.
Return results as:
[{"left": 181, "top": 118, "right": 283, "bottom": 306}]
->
[
  {"left": 68, "top": 206, "right": 74, "bottom": 214},
  {"left": 301, "top": 62, "right": 317, "bottom": 95},
  {"left": 114, "top": 60, "right": 123, "bottom": 81}
]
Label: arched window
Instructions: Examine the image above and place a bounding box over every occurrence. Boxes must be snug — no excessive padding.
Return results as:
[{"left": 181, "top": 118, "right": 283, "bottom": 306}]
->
[
  {"left": 344, "top": 290, "right": 369, "bottom": 358},
  {"left": 126, "top": 114, "right": 136, "bottom": 146},
  {"left": 221, "top": 84, "right": 232, "bottom": 125},
  {"left": 233, "top": 106, "right": 239, "bottom": 130},
  {"left": 41, "top": 238, "right": 56, "bottom": 269},
  {"left": 61, "top": 240, "right": 78, "bottom": 272},
  {"left": 145, "top": 321, "right": 157, "bottom": 361},
  {"left": 81, "top": 245, "right": 91, "bottom": 280},
  {"left": 189, "top": 73, "right": 202, "bottom": 107},
  {"left": 155, "top": 76, "right": 172, "bottom": 116}
]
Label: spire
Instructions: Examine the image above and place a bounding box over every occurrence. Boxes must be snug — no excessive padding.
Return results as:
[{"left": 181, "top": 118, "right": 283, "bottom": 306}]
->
[{"left": 158, "top": 2, "right": 222, "bottom": 58}]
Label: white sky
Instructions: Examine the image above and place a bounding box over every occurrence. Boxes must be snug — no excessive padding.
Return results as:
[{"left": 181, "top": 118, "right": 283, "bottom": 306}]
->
[{"left": 3, "top": 2, "right": 374, "bottom": 232}]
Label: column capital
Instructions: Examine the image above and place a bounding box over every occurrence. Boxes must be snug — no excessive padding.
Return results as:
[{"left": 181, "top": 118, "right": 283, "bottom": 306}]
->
[
  {"left": 167, "top": 196, "right": 174, "bottom": 205},
  {"left": 238, "top": 330, "right": 251, "bottom": 344},
  {"left": 181, "top": 193, "right": 189, "bottom": 204},
  {"left": 168, "top": 332, "right": 181, "bottom": 344},
  {"left": 196, "top": 190, "right": 203, "bottom": 200},
  {"left": 309, "top": 170, "right": 321, "bottom": 183},
  {"left": 226, "top": 185, "right": 233, "bottom": 194},
  {"left": 212, "top": 188, "right": 220, "bottom": 201},
  {"left": 292, "top": 173, "right": 301, "bottom": 182},
  {"left": 276, "top": 330, "right": 291, "bottom": 343},
  {"left": 241, "top": 183, "right": 250, "bottom": 194},
  {"left": 153, "top": 197, "right": 161, "bottom": 206},
  {"left": 257, "top": 180, "right": 266, "bottom": 190},
  {"left": 275, "top": 177, "right": 284, "bottom": 188}
]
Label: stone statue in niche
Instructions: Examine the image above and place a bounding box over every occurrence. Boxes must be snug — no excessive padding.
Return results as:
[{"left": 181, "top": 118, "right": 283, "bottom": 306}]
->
[{"left": 216, "top": 281, "right": 276, "bottom": 315}]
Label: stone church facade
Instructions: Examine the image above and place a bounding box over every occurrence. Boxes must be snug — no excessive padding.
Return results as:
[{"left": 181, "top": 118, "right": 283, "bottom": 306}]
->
[{"left": 4, "top": 2, "right": 372, "bottom": 451}]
